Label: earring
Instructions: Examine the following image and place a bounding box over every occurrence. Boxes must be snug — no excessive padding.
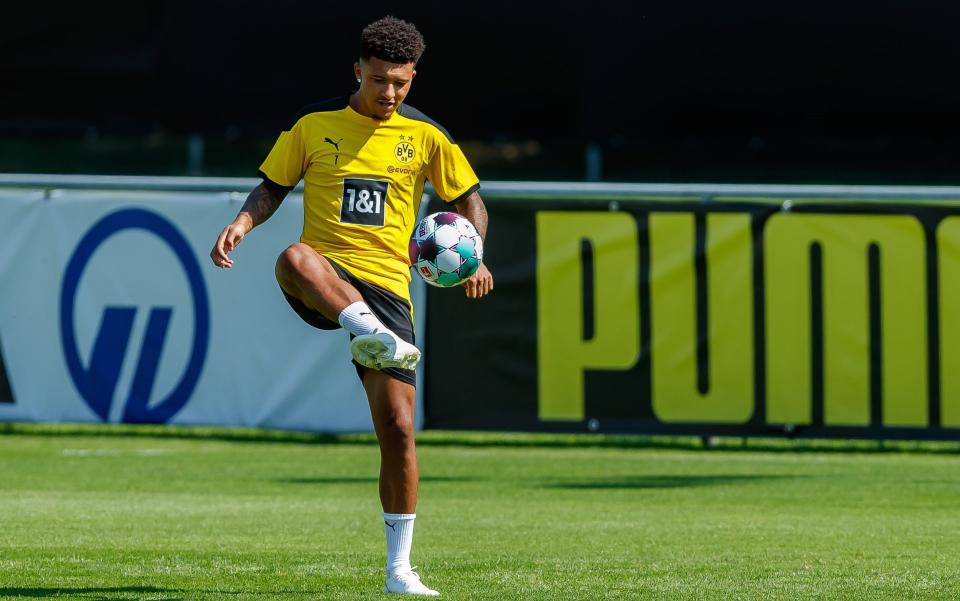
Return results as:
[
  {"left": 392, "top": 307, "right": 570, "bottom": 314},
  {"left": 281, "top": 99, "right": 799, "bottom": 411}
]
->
[{"left": 356, "top": 78, "right": 361, "bottom": 83}]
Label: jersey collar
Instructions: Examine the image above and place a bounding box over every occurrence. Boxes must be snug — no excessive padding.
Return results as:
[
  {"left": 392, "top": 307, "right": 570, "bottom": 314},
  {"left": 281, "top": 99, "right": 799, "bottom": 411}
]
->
[{"left": 345, "top": 98, "right": 399, "bottom": 125}]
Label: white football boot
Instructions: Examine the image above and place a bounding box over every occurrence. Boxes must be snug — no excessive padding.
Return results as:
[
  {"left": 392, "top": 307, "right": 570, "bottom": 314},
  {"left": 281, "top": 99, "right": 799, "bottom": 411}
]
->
[
  {"left": 385, "top": 568, "right": 439, "bottom": 596},
  {"left": 350, "top": 330, "right": 421, "bottom": 371}
]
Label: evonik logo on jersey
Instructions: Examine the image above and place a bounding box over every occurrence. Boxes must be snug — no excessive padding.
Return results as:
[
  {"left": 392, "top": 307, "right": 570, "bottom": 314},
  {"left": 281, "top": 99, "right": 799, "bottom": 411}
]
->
[{"left": 59, "top": 208, "right": 210, "bottom": 423}]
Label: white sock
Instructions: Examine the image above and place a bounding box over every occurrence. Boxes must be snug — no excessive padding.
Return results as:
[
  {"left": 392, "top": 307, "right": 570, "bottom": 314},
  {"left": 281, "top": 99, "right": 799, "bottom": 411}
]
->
[
  {"left": 338, "top": 301, "right": 388, "bottom": 337},
  {"left": 383, "top": 512, "right": 416, "bottom": 574}
]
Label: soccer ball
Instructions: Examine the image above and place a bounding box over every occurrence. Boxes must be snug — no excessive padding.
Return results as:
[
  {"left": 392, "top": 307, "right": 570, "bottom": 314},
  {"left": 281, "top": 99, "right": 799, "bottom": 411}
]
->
[{"left": 409, "top": 212, "right": 484, "bottom": 287}]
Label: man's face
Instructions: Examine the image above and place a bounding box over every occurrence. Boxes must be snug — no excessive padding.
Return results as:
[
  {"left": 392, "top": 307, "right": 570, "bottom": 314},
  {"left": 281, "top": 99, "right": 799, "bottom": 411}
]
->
[{"left": 354, "top": 57, "right": 416, "bottom": 120}]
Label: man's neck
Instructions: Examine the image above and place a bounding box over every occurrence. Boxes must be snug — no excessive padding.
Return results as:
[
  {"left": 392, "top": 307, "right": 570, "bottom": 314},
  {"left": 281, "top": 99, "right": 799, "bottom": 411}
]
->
[
  {"left": 349, "top": 92, "right": 376, "bottom": 120},
  {"left": 347, "top": 92, "right": 361, "bottom": 114}
]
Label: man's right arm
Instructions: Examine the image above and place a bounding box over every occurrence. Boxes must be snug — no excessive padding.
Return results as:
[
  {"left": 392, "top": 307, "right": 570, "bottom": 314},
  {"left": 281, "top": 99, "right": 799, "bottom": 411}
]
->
[{"left": 210, "top": 180, "right": 291, "bottom": 268}]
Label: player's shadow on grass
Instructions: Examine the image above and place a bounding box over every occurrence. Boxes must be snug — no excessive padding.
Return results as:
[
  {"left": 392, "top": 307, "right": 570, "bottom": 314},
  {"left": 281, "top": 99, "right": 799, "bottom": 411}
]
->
[
  {"left": 0, "top": 586, "right": 320, "bottom": 599},
  {"left": 278, "top": 475, "right": 476, "bottom": 484},
  {"left": 0, "top": 586, "right": 182, "bottom": 599},
  {"left": 545, "top": 474, "right": 799, "bottom": 490}
]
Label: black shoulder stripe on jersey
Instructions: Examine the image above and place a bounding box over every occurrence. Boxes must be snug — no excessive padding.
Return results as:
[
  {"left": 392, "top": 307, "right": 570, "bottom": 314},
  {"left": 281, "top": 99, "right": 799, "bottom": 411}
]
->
[
  {"left": 257, "top": 169, "right": 295, "bottom": 191},
  {"left": 397, "top": 103, "right": 455, "bottom": 143},
  {"left": 445, "top": 183, "right": 481, "bottom": 205},
  {"left": 287, "top": 95, "right": 351, "bottom": 129}
]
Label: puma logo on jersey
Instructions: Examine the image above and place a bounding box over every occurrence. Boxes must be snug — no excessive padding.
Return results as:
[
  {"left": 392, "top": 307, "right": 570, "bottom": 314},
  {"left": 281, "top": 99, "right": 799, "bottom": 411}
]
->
[{"left": 324, "top": 137, "right": 344, "bottom": 164}]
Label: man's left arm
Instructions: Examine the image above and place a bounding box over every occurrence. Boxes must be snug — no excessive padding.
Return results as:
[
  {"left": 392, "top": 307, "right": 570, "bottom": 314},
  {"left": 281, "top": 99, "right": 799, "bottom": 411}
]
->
[{"left": 455, "top": 191, "right": 493, "bottom": 299}]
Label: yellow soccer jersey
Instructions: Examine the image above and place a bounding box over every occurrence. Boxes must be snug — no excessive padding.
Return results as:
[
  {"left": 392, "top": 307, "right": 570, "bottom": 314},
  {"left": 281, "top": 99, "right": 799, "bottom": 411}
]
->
[{"left": 258, "top": 95, "right": 480, "bottom": 303}]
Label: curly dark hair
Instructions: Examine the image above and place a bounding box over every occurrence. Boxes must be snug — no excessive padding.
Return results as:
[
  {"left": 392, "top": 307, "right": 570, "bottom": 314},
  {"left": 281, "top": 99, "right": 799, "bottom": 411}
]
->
[{"left": 360, "top": 16, "right": 426, "bottom": 64}]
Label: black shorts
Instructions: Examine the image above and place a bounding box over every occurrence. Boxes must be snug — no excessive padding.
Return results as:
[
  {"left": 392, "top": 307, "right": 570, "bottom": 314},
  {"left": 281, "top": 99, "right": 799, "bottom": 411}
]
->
[{"left": 279, "top": 257, "right": 416, "bottom": 386}]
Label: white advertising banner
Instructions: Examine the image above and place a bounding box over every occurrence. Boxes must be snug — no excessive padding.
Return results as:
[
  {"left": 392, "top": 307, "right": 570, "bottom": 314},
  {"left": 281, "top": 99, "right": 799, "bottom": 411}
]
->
[{"left": 0, "top": 187, "right": 427, "bottom": 432}]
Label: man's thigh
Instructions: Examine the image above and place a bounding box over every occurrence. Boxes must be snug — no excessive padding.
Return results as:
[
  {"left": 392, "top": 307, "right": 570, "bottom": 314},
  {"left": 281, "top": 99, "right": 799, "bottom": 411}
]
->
[{"left": 278, "top": 255, "right": 417, "bottom": 386}]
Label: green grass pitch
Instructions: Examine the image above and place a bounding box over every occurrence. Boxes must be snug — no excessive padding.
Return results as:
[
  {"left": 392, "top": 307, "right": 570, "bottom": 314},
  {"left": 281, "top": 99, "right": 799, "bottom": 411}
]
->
[{"left": 0, "top": 424, "right": 958, "bottom": 600}]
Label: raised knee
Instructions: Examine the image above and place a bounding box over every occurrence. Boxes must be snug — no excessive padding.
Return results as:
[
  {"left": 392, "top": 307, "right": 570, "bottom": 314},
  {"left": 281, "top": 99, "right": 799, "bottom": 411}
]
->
[{"left": 275, "top": 244, "right": 313, "bottom": 283}]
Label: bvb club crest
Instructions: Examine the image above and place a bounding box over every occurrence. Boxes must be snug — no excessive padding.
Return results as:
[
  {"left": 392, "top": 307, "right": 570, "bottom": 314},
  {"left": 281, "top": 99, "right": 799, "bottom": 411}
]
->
[{"left": 394, "top": 140, "right": 416, "bottom": 164}]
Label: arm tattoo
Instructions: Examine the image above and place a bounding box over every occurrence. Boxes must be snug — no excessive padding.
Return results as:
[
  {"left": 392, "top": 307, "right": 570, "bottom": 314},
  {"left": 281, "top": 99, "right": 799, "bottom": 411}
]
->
[
  {"left": 238, "top": 182, "right": 288, "bottom": 227},
  {"left": 456, "top": 191, "right": 489, "bottom": 240}
]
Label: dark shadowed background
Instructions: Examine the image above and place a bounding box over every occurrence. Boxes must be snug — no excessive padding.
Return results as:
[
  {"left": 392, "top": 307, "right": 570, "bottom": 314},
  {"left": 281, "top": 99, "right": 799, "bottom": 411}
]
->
[{"left": 3, "top": 1, "right": 958, "bottom": 182}]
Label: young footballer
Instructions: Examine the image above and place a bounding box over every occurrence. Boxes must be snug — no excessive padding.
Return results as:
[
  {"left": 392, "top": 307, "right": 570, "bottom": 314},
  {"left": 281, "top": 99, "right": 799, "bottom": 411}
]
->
[{"left": 210, "top": 16, "right": 492, "bottom": 596}]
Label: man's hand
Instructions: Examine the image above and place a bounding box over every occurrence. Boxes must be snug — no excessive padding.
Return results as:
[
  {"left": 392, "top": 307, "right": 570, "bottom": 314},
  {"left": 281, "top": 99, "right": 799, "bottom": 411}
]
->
[
  {"left": 462, "top": 263, "right": 493, "bottom": 299},
  {"left": 211, "top": 181, "right": 290, "bottom": 269},
  {"left": 453, "top": 191, "right": 492, "bottom": 299},
  {"left": 210, "top": 217, "right": 251, "bottom": 268}
]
